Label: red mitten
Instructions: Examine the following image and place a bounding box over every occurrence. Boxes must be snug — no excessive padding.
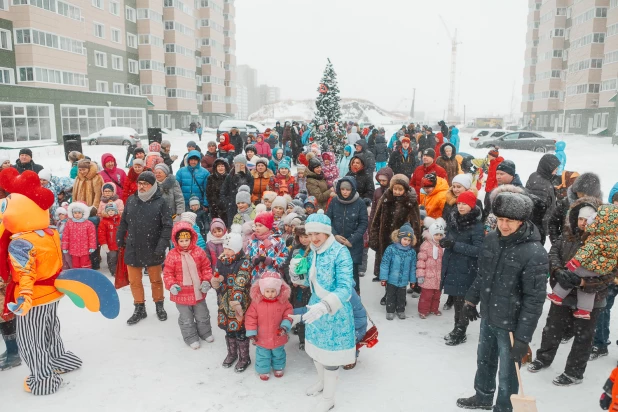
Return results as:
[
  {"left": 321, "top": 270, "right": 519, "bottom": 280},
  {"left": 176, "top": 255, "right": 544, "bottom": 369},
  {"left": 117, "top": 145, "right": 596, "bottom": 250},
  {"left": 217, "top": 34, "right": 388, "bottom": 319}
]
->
[
  {"left": 277, "top": 327, "right": 288, "bottom": 336},
  {"left": 380, "top": 280, "right": 386, "bottom": 287}
]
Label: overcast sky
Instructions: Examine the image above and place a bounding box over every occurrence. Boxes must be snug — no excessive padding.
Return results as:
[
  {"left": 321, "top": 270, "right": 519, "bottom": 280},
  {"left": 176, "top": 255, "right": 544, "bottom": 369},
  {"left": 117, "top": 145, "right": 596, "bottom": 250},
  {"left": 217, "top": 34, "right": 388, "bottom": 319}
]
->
[{"left": 235, "top": 0, "right": 528, "bottom": 118}]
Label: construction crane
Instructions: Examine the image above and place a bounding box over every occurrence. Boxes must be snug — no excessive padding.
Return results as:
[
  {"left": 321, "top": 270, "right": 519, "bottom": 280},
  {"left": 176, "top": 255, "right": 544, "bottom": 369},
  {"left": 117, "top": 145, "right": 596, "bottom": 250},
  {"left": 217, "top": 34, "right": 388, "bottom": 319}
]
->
[{"left": 439, "top": 15, "right": 461, "bottom": 122}]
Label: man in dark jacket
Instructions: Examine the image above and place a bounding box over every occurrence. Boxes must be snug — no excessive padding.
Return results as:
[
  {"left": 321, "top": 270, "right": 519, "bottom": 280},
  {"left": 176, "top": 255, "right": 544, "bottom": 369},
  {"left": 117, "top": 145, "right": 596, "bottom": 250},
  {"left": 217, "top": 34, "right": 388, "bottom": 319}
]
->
[
  {"left": 388, "top": 136, "right": 417, "bottom": 178},
  {"left": 483, "top": 160, "right": 524, "bottom": 216},
  {"left": 353, "top": 139, "right": 376, "bottom": 176},
  {"left": 117, "top": 171, "right": 173, "bottom": 326},
  {"left": 528, "top": 197, "right": 615, "bottom": 385},
  {"left": 438, "top": 120, "right": 449, "bottom": 140},
  {"left": 274, "top": 121, "right": 284, "bottom": 142},
  {"left": 548, "top": 172, "right": 601, "bottom": 245},
  {"left": 346, "top": 155, "right": 374, "bottom": 205},
  {"left": 14, "top": 149, "right": 43, "bottom": 174},
  {"left": 229, "top": 128, "right": 244, "bottom": 156},
  {"left": 160, "top": 140, "right": 178, "bottom": 174},
  {"left": 525, "top": 154, "right": 561, "bottom": 245},
  {"left": 457, "top": 191, "right": 548, "bottom": 411},
  {"left": 326, "top": 177, "right": 368, "bottom": 293},
  {"left": 418, "top": 127, "right": 437, "bottom": 154}
]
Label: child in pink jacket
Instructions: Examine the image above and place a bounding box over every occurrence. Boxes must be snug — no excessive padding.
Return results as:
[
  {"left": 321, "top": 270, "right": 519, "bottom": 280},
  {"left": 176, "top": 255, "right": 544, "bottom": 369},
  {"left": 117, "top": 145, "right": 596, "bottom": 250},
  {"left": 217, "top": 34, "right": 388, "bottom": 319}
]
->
[
  {"left": 97, "top": 182, "right": 125, "bottom": 218},
  {"left": 61, "top": 202, "right": 97, "bottom": 269},
  {"left": 417, "top": 217, "right": 446, "bottom": 319},
  {"left": 163, "top": 222, "right": 214, "bottom": 349},
  {"left": 321, "top": 152, "right": 339, "bottom": 188},
  {"left": 245, "top": 271, "right": 293, "bottom": 381}
]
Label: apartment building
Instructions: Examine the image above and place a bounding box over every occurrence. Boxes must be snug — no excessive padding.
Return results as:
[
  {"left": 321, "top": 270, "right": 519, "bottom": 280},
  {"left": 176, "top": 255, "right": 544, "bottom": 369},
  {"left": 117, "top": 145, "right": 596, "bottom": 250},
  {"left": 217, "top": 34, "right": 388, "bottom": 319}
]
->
[
  {"left": 0, "top": 0, "right": 236, "bottom": 147},
  {"left": 522, "top": 0, "right": 618, "bottom": 135}
]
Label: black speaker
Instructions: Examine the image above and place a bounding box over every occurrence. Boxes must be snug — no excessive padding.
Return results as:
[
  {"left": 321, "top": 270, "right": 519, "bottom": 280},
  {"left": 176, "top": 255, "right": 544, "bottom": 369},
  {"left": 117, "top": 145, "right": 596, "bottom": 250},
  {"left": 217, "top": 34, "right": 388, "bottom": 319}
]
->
[
  {"left": 148, "top": 128, "right": 162, "bottom": 145},
  {"left": 62, "top": 134, "right": 82, "bottom": 161}
]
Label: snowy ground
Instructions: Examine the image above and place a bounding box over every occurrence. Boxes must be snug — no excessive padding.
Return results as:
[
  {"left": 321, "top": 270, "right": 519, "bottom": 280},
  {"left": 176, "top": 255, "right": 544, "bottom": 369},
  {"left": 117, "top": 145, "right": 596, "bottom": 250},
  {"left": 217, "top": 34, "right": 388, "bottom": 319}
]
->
[{"left": 3, "top": 129, "right": 618, "bottom": 411}]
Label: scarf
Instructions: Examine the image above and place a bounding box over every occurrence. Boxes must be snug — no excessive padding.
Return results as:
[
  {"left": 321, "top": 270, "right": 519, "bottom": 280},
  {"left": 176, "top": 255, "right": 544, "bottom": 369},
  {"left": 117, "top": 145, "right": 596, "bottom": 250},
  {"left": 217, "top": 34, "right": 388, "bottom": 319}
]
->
[
  {"left": 180, "top": 249, "right": 203, "bottom": 300},
  {"left": 338, "top": 192, "right": 359, "bottom": 205},
  {"left": 206, "top": 233, "right": 225, "bottom": 244},
  {"left": 137, "top": 182, "right": 158, "bottom": 202},
  {"left": 219, "top": 251, "right": 242, "bottom": 265},
  {"left": 100, "top": 194, "right": 119, "bottom": 203},
  {"left": 251, "top": 231, "right": 272, "bottom": 248}
]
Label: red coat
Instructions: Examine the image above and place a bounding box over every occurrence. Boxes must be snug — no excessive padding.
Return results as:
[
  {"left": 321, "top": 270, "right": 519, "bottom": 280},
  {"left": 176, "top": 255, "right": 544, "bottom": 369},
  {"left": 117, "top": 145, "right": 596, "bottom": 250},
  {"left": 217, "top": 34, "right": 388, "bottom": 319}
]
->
[
  {"left": 98, "top": 214, "right": 121, "bottom": 251},
  {"left": 122, "top": 168, "right": 139, "bottom": 204},
  {"left": 100, "top": 153, "right": 127, "bottom": 198},
  {"left": 218, "top": 132, "right": 235, "bottom": 153},
  {"left": 268, "top": 173, "right": 299, "bottom": 198},
  {"left": 485, "top": 156, "right": 504, "bottom": 194},
  {"left": 245, "top": 282, "right": 293, "bottom": 349},
  {"left": 410, "top": 162, "right": 448, "bottom": 197},
  {"left": 434, "top": 132, "right": 444, "bottom": 154},
  {"left": 62, "top": 219, "right": 96, "bottom": 256},
  {"left": 163, "top": 222, "right": 213, "bottom": 306}
]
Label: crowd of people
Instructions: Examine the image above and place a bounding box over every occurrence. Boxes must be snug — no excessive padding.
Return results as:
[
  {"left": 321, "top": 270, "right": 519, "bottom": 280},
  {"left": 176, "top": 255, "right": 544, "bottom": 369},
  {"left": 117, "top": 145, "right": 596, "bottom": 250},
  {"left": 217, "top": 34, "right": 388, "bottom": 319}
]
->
[{"left": 1, "top": 120, "right": 618, "bottom": 412}]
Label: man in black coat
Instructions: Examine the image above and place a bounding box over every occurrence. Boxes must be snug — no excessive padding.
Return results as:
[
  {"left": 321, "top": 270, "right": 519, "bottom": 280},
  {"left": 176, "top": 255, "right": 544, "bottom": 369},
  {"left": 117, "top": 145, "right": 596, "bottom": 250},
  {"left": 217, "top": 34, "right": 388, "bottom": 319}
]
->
[
  {"left": 457, "top": 191, "right": 548, "bottom": 412},
  {"left": 274, "top": 121, "right": 284, "bottom": 143},
  {"left": 117, "top": 171, "right": 173, "bottom": 326},
  {"left": 525, "top": 153, "right": 561, "bottom": 245},
  {"left": 438, "top": 120, "right": 449, "bottom": 140},
  {"left": 229, "top": 128, "right": 244, "bottom": 156},
  {"left": 388, "top": 136, "right": 417, "bottom": 178},
  {"left": 13, "top": 149, "right": 43, "bottom": 174},
  {"left": 353, "top": 139, "right": 376, "bottom": 176}
]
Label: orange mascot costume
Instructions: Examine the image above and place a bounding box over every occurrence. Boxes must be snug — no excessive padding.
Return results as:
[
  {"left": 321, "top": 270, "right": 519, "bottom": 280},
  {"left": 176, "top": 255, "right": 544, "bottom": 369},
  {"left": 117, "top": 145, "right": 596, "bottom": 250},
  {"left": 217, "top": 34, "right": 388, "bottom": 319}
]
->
[{"left": 0, "top": 168, "right": 119, "bottom": 395}]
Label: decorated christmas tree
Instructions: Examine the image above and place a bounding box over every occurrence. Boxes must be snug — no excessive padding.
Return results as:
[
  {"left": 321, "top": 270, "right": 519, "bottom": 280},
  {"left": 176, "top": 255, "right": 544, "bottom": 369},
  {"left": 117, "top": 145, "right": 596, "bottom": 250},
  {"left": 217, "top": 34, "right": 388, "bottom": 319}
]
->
[{"left": 311, "top": 59, "right": 346, "bottom": 157}]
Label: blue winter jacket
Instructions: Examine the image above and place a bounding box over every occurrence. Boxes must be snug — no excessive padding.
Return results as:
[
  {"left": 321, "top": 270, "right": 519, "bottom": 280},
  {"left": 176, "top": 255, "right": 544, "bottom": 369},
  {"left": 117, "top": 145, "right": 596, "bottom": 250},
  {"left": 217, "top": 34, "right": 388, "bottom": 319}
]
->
[
  {"left": 555, "top": 141, "right": 566, "bottom": 174},
  {"left": 379, "top": 242, "right": 417, "bottom": 287},
  {"left": 175, "top": 150, "right": 210, "bottom": 207},
  {"left": 609, "top": 183, "right": 618, "bottom": 204},
  {"left": 449, "top": 127, "right": 460, "bottom": 152},
  {"left": 388, "top": 132, "right": 399, "bottom": 149},
  {"left": 302, "top": 129, "right": 312, "bottom": 146}
]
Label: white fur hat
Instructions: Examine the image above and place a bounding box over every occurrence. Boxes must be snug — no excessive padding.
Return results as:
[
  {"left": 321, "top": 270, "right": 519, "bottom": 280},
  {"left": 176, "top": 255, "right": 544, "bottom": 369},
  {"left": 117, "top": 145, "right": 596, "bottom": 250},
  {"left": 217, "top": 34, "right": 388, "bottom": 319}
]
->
[
  {"left": 224, "top": 224, "right": 244, "bottom": 253},
  {"left": 272, "top": 195, "right": 287, "bottom": 210},
  {"left": 180, "top": 212, "right": 197, "bottom": 226},
  {"left": 451, "top": 174, "right": 472, "bottom": 190},
  {"left": 38, "top": 168, "right": 52, "bottom": 182}
]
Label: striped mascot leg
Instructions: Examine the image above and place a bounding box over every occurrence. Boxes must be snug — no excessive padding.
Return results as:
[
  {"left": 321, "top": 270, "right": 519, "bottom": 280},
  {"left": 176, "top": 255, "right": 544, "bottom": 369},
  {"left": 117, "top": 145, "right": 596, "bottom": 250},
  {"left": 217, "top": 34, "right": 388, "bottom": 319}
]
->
[{"left": 16, "top": 302, "right": 82, "bottom": 395}]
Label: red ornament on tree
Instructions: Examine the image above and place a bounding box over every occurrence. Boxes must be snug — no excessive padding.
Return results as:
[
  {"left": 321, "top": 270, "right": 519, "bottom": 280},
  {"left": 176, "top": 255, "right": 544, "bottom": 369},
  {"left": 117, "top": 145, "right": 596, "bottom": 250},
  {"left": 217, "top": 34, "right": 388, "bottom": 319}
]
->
[{"left": 319, "top": 83, "right": 329, "bottom": 94}]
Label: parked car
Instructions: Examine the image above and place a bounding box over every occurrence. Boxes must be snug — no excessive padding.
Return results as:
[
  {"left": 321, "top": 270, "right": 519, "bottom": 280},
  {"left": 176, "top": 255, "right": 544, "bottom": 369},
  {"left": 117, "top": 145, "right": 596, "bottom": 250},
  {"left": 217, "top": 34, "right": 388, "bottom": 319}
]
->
[
  {"left": 83, "top": 127, "right": 142, "bottom": 146},
  {"left": 216, "top": 120, "right": 265, "bottom": 139},
  {"left": 469, "top": 129, "right": 509, "bottom": 148},
  {"left": 476, "top": 131, "right": 556, "bottom": 153}
]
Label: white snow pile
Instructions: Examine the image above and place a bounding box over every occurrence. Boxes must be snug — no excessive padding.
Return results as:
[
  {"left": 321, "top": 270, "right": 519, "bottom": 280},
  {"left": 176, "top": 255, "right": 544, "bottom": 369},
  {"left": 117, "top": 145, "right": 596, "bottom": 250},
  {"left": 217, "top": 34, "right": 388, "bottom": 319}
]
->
[{"left": 248, "top": 98, "right": 407, "bottom": 125}]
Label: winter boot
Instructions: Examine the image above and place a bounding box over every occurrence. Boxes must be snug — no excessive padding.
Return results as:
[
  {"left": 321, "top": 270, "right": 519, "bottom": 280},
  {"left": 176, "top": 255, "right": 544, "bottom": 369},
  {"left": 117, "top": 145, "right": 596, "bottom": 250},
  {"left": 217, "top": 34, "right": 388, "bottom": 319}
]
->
[
  {"left": 155, "top": 301, "right": 168, "bottom": 321},
  {"left": 444, "top": 328, "right": 457, "bottom": 341},
  {"left": 127, "top": 303, "right": 147, "bottom": 325},
  {"left": 222, "top": 336, "right": 238, "bottom": 368},
  {"left": 274, "top": 370, "right": 284, "bottom": 378},
  {"left": 443, "top": 295, "right": 454, "bottom": 310},
  {"left": 446, "top": 328, "right": 467, "bottom": 346},
  {"left": 307, "top": 361, "right": 325, "bottom": 396},
  {"left": 386, "top": 313, "right": 395, "bottom": 321},
  {"left": 396, "top": 312, "right": 406, "bottom": 320},
  {"left": 0, "top": 321, "right": 21, "bottom": 371},
  {"left": 234, "top": 338, "right": 251, "bottom": 373},
  {"left": 455, "top": 395, "right": 492, "bottom": 410},
  {"left": 553, "top": 373, "right": 582, "bottom": 386},
  {"left": 589, "top": 346, "right": 609, "bottom": 361},
  {"left": 527, "top": 359, "right": 548, "bottom": 373},
  {"left": 315, "top": 367, "right": 338, "bottom": 412}
]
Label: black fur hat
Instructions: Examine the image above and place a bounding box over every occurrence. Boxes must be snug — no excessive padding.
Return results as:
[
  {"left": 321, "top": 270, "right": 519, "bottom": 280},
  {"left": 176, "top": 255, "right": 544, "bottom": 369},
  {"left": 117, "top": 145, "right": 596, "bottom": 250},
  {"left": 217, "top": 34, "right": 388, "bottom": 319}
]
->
[
  {"left": 493, "top": 191, "right": 533, "bottom": 221},
  {"left": 571, "top": 172, "right": 602, "bottom": 199}
]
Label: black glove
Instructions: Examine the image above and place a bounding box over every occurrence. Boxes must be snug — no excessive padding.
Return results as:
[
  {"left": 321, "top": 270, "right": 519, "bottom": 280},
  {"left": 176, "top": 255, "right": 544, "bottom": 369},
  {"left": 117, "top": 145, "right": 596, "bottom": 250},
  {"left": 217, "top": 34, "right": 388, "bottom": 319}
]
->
[
  {"left": 439, "top": 238, "right": 455, "bottom": 249},
  {"left": 554, "top": 268, "right": 581, "bottom": 289},
  {"left": 510, "top": 339, "right": 529, "bottom": 363},
  {"left": 253, "top": 256, "right": 266, "bottom": 266},
  {"left": 363, "top": 198, "right": 372, "bottom": 207},
  {"left": 462, "top": 304, "right": 480, "bottom": 322}
]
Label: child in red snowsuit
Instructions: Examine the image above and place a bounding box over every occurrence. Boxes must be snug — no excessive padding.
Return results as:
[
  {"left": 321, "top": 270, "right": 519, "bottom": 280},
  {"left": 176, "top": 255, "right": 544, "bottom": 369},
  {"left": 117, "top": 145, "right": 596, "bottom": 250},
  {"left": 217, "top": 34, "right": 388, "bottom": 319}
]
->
[
  {"left": 61, "top": 202, "right": 96, "bottom": 268},
  {"left": 245, "top": 271, "right": 293, "bottom": 380},
  {"left": 98, "top": 203, "right": 121, "bottom": 276}
]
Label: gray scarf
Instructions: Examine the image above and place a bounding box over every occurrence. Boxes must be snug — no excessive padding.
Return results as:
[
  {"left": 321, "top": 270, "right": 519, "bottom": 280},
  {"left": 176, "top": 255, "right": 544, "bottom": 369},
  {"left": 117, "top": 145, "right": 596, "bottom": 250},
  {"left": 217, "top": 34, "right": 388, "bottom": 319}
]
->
[
  {"left": 138, "top": 182, "right": 158, "bottom": 202},
  {"left": 337, "top": 192, "right": 359, "bottom": 205}
]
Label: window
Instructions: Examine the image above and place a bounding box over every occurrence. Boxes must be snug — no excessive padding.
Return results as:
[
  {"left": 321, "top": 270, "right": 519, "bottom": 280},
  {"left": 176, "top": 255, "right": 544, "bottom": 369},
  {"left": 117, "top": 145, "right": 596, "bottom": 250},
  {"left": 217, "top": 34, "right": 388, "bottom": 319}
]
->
[
  {"left": 0, "top": 103, "right": 54, "bottom": 143},
  {"left": 128, "top": 59, "right": 138, "bottom": 74},
  {"left": 553, "top": 49, "right": 563, "bottom": 58},
  {"left": 0, "top": 29, "right": 10, "bottom": 51},
  {"left": 126, "top": 33, "right": 137, "bottom": 48},
  {"left": 112, "top": 82, "right": 123, "bottom": 94},
  {"left": 589, "top": 83, "right": 600, "bottom": 93},
  {"left": 612, "top": 0, "right": 618, "bottom": 9},
  {"left": 93, "top": 22, "right": 104, "bottom": 39},
  {"left": 0, "top": 67, "right": 14, "bottom": 84},
  {"left": 127, "top": 84, "right": 139, "bottom": 95},
  {"left": 125, "top": 6, "right": 135, "bottom": 22},
  {"left": 556, "top": 7, "right": 567, "bottom": 16},
  {"left": 15, "top": 29, "right": 85, "bottom": 55},
  {"left": 0, "top": 0, "right": 7, "bottom": 10},
  {"left": 591, "top": 59, "right": 603, "bottom": 69},
  {"left": 551, "top": 28, "right": 564, "bottom": 37},
  {"left": 96, "top": 80, "right": 108, "bottom": 92},
  {"left": 137, "top": 8, "right": 163, "bottom": 22},
  {"left": 109, "top": 0, "right": 118, "bottom": 14},
  {"left": 138, "top": 34, "right": 163, "bottom": 47},
  {"left": 166, "top": 66, "right": 195, "bottom": 78},
  {"left": 594, "top": 33, "right": 605, "bottom": 43},
  {"left": 18, "top": 66, "right": 86, "bottom": 86},
  {"left": 166, "top": 89, "right": 196, "bottom": 99},
  {"left": 163, "top": 0, "right": 191, "bottom": 14},
  {"left": 602, "top": 112, "right": 609, "bottom": 128},
  {"left": 94, "top": 51, "right": 107, "bottom": 68},
  {"left": 139, "top": 60, "right": 165, "bottom": 71},
  {"left": 601, "top": 78, "right": 617, "bottom": 91},
  {"left": 164, "top": 43, "right": 194, "bottom": 57},
  {"left": 111, "top": 28, "right": 121, "bottom": 43},
  {"left": 140, "top": 84, "right": 166, "bottom": 96},
  {"left": 111, "top": 55, "right": 122, "bottom": 71},
  {"left": 92, "top": 0, "right": 102, "bottom": 9},
  {"left": 19, "top": 67, "right": 33, "bottom": 81}
]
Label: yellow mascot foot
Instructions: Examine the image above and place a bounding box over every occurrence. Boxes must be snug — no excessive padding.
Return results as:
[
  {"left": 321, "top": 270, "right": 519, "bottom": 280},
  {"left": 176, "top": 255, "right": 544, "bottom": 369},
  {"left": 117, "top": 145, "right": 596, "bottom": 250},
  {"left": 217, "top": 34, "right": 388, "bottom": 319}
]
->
[{"left": 23, "top": 377, "right": 31, "bottom": 393}]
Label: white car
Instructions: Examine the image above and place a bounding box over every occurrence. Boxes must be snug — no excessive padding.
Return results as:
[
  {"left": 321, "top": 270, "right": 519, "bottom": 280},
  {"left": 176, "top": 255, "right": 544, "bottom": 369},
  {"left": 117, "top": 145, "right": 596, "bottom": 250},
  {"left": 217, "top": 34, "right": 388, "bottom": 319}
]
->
[
  {"left": 84, "top": 127, "right": 142, "bottom": 146},
  {"left": 469, "top": 129, "right": 509, "bottom": 148}
]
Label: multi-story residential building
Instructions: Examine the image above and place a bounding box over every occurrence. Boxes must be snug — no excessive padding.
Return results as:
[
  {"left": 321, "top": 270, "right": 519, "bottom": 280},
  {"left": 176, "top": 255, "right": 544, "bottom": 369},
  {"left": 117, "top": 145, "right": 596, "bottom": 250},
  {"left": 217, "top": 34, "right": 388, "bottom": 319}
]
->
[
  {"left": 522, "top": 0, "right": 618, "bottom": 135},
  {"left": 0, "top": 0, "right": 236, "bottom": 147},
  {"left": 236, "top": 63, "right": 257, "bottom": 115},
  {"left": 258, "top": 84, "right": 279, "bottom": 108}
]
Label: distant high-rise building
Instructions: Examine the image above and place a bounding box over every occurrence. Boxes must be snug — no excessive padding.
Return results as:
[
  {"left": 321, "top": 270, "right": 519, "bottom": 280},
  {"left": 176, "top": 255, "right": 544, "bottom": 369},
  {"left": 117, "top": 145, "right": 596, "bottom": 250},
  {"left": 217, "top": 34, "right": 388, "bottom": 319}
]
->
[
  {"left": 258, "top": 84, "right": 280, "bottom": 107},
  {"left": 236, "top": 64, "right": 259, "bottom": 116},
  {"left": 522, "top": 0, "right": 617, "bottom": 135},
  {"left": 0, "top": 0, "right": 236, "bottom": 145},
  {"left": 236, "top": 83, "right": 249, "bottom": 120}
]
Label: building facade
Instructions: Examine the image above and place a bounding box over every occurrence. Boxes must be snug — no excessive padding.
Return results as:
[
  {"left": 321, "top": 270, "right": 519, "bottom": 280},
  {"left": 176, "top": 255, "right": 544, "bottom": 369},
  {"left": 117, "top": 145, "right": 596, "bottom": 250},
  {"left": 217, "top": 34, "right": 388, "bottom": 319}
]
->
[
  {"left": 0, "top": 0, "right": 236, "bottom": 146},
  {"left": 522, "top": 0, "right": 618, "bottom": 135}
]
